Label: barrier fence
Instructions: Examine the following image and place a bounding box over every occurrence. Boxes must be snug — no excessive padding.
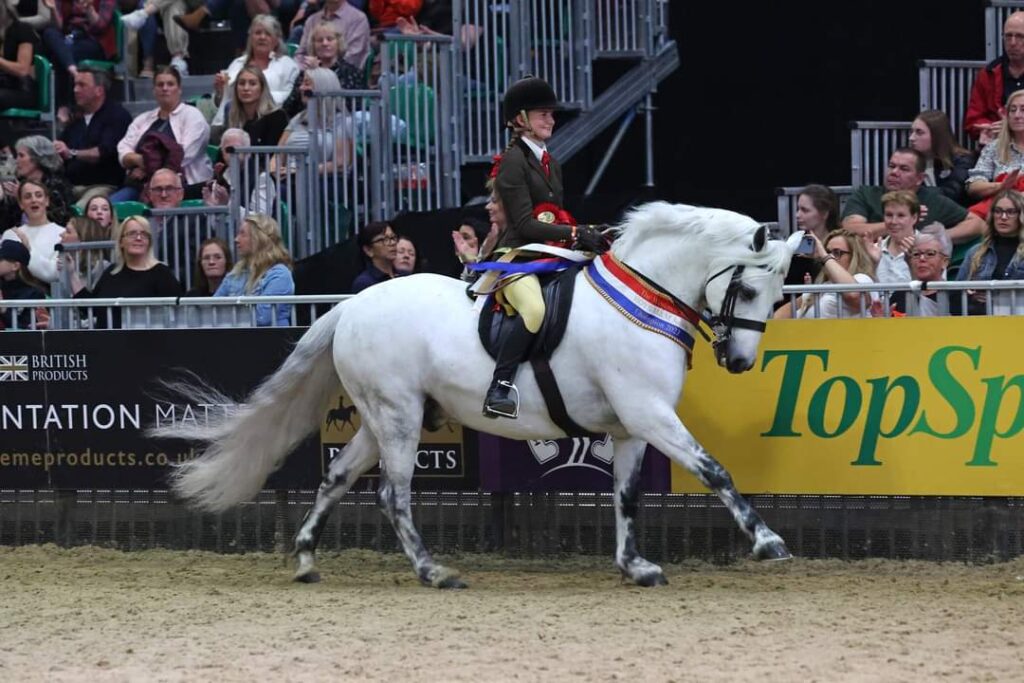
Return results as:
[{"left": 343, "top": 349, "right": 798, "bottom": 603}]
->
[
  {"left": 918, "top": 59, "right": 985, "bottom": 146},
  {"left": 774, "top": 185, "right": 854, "bottom": 236},
  {"left": 378, "top": 34, "right": 461, "bottom": 213},
  {"left": 452, "top": 0, "right": 670, "bottom": 162},
  {"left": 849, "top": 121, "right": 909, "bottom": 188},
  {"left": 2, "top": 308, "right": 1023, "bottom": 561}
]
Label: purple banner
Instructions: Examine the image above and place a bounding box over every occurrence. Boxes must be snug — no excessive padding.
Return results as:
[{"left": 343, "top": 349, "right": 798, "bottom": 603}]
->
[{"left": 479, "top": 434, "right": 671, "bottom": 492}]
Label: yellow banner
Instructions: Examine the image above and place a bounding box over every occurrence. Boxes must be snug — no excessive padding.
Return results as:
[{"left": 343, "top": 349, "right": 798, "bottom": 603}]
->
[{"left": 673, "top": 318, "right": 1024, "bottom": 495}]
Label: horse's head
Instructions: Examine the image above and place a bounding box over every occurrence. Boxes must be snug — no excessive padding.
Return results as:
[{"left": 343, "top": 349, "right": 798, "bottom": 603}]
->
[{"left": 704, "top": 227, "right": 803, "bottom": 373}]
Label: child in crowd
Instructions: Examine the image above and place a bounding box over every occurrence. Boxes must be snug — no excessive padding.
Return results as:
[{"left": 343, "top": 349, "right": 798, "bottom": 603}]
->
[{"left": 0, "top": 239, "right": 48, "bottom": 330}]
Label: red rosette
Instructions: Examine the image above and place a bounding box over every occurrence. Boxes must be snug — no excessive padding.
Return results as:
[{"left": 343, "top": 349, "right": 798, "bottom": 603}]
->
[
  {"left": 533, "top": 203, "right": 577, "bottom": 247},
  {"left": 488, "top": 154, "right": 502, "bottom": 179}
]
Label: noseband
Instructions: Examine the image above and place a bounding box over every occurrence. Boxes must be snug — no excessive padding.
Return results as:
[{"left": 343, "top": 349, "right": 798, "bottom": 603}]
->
[{"left": 703, "top": 264, "right": 767, "bottom": 348}]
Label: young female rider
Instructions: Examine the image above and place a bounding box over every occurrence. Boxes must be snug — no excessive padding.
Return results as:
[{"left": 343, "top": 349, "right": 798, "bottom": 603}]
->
[{"left": 482, "top": 76, "right": 607, "bottom": 419}]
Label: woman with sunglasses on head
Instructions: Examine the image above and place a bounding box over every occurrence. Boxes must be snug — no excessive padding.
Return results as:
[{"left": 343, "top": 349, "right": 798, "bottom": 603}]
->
[
  {"left": 956, "top": 189, "right": 1024, "bottom": 314},
  {"left": 774, "top": 228, "right": 878, "bottom": 319},
  {"left": 351, "top": 220, "right": 397, "bottom": 292}
]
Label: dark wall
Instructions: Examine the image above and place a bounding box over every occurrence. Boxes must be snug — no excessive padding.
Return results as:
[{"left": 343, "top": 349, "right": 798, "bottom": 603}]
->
[{"left": 567, "top": 0, "right": 987, "bottom": 223}]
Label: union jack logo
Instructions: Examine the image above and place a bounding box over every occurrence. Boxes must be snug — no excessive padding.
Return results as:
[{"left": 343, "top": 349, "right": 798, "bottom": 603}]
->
[{"left": 0, "top": 355, "right": 29, "bottom": 382}]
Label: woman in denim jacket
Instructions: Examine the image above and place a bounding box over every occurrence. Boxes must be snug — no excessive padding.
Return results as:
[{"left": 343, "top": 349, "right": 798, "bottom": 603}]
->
[
  {"left": 214, "top": 213, "right": 294, "bottom": 326},
  {"left": 956, "top": 189, "right": 1024, "bottom": 314}
]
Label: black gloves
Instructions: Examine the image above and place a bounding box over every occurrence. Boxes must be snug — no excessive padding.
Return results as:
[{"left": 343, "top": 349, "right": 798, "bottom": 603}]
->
[{"left": 573, "top": 225, "right": 611, "bottom": 254}]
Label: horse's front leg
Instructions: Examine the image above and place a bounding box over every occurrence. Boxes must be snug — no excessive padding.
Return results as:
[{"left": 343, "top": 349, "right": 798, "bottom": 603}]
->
[
  {"left": 612, "top": 437, "right": 667, "bottom": 586},
  {"left": 639, "top": 411, "right": 791, "bottom": 561},
  {"left": 293, "top": 426, "right": 380, "bottom": 582}
]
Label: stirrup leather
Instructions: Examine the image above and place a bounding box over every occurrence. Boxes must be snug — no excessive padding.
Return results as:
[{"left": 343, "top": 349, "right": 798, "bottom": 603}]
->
[{"left": 483, "top": 380, "right": 520, "bottom": 418}]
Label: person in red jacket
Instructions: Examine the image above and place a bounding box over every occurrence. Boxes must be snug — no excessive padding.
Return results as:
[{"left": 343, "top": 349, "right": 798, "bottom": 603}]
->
[
  {"left": 966, "top": 11, "right": 1024, "bottom": 144},
  {"left": 368, "top": 0, "right": 422, "bottom": 30}
]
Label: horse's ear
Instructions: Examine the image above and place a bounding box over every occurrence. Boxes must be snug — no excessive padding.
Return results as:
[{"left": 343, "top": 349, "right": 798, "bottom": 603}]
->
[
  {"left": 751, "top": 225, "right": 768, "bottom": 252},
  {"left": 785, "top": 230, "right": 806, "bottom": 252}
]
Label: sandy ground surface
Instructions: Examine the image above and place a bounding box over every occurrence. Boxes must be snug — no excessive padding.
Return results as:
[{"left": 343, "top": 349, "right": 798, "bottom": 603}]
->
[{"left": 1, "top": 546, "right": 1022, "bottom": 683}]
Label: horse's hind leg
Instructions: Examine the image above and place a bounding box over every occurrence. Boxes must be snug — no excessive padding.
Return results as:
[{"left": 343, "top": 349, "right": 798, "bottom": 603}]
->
[
  {"left": 612, "top": 437, "right": 667, "bottom": 586},
  {"left": 376, "top": 431, "right": 466, "bottom": 589},
  {"left": 640, "top": 413, "right": 791, "bottom": 561},
  {"left": 293, "top": 427, "right": 380, "bottom": 582}
]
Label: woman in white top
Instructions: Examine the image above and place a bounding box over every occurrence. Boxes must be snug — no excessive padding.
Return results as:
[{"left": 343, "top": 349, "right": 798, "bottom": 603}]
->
[
  {"left": 0, "top": 179, "right": 66, "bottom": 284},
  {"left": 212, "top": 15, "right": 300, "bottom": 127},
  {"left": 866, "top": 190, "right": 917, "bottom": 283},
  {"left": 774, "top": 228, "right": 878, "bottom": 319}
]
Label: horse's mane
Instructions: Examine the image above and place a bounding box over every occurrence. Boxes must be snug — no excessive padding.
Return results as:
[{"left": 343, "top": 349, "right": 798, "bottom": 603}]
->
[{"left": 611, "top": 202, "right": 791, "bottom": 273}]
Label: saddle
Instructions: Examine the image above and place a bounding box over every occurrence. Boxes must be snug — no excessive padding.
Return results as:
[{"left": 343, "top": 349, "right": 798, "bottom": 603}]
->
[{"left": 477, "top": 264, "right": 600, "bottom": 438}]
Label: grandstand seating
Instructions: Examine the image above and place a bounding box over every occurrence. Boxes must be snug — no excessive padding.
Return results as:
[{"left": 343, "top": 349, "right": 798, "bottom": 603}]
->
[{"left": 0, "top": 55, "right": 55, "bottom": 139}]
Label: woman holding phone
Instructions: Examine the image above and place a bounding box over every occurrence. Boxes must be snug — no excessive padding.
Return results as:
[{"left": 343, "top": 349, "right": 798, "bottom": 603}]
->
[{"left": 774, "top": 228, "right": 878, "bottom": 319}]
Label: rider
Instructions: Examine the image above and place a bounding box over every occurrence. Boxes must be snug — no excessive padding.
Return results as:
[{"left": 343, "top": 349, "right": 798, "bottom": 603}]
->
[{"left": 482, "top": 76, "right": 607, "bottom": 419}]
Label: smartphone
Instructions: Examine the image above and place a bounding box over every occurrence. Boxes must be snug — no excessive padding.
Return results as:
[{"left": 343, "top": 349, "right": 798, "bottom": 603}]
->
[{"left": 795, "top": 233, "right": 815, "bottom": 256}]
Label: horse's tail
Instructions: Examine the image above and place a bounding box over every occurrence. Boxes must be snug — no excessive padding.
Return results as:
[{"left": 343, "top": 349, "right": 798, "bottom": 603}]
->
[{"left": 149, "top": 303, "right": 346, "bottom": 512}]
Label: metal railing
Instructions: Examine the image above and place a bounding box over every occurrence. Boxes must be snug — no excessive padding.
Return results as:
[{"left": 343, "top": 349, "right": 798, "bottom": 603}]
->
[
  {"left": 986, "top": 0, "right": 1024, "bottom": 61},
  {"left": 452, "top": 0, "right": 671, "bottom": 162},
  {"left": 850, "top": 121, "right": 910, "bottom": 187},
  {"left": 779, "top": 279, "right": 1024, "bottom": 318},
  {"left": 775, "top": 185, "right": 855, "bottom": 236},
  {"left": 150, "top": 206, "right": 235, "bottom": 287},
  {"left": 918, "top": 59, "right": 986, "bottom": 146},
  {"left": 1, "top": 295, "right": 350, "bottom": 331},
  {"left": 378, "top": 34, "right": 461, "bottom": 213}
]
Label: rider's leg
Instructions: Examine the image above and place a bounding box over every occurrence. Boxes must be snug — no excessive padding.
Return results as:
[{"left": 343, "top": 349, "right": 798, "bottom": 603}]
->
[{"left": 483, "top": 275, "right": 545, "bottom": 418}]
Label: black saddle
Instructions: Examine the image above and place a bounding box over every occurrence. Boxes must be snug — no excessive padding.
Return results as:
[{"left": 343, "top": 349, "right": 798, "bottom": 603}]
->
[{"left": 476, "top": 264, "right": 600, "bottom": 438}]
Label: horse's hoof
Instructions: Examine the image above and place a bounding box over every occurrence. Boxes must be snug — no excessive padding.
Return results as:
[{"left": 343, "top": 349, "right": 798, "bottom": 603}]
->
[
  {"left": 294, "top": 570, "right": 321, "bottom": 583},
  {"left": 635, "top": 572, "right": 669, "bottom": 587},
  {"left": 424, "top": 566, "right": 466, "bottom": 589},
  {"left": 436, "top": 575, "right": 468, "bottom": 590},
  {"left": 753, "top": 540, "right": 792, "bottom": 562}
]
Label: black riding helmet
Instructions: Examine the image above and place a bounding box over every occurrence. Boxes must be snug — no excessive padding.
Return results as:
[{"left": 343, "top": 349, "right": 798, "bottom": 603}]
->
[{"left": 502, "top": 76, "right": 558, "bottom": 126}]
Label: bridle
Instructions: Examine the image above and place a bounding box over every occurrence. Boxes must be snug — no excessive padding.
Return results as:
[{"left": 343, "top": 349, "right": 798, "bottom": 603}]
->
[{"left": 702, "top": 263, "right": 768, "bottom": 351}]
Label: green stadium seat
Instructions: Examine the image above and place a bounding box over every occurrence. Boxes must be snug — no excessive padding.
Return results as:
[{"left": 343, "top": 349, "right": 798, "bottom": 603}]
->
[
  {"left": 113, "top": 200, "right": 147, "bottom": 221},
  {"left": 0, "top": 55, "right": 56, "bottom": 138}
]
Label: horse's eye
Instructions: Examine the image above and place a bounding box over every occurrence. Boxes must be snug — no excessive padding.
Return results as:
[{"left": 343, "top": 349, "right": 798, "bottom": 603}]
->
[{"left": 737, "top": 284, "right": 757, "bottom": 302}]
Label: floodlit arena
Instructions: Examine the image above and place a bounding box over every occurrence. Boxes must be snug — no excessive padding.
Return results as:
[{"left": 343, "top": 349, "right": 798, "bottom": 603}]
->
[{"left": 2, "top": 1, "right": 1024, "bottom": 682}]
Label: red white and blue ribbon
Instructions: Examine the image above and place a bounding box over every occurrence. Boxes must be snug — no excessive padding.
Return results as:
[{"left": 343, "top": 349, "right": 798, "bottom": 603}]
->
[{"left": 585, "top": 252, "right": 701, "bottom": 354}]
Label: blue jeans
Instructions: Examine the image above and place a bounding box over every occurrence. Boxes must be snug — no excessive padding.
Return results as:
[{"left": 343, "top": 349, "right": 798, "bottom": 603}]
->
[
  {"left": 109, "top": 186, "right": 141, "bottom": 203},
  {"left": 41, "top": 28, "right": 106, "bottom": 105}
]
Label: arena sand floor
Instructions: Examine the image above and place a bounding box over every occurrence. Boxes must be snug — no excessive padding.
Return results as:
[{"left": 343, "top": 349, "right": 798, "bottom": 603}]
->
[{"left": 2, "top": 546, "right": 1022, "bottom": 682}]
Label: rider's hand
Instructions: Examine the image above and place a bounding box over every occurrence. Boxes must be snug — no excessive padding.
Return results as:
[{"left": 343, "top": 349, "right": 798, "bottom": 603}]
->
[{"left": 573, "top": 225, "right": 610, "bottom": 254}]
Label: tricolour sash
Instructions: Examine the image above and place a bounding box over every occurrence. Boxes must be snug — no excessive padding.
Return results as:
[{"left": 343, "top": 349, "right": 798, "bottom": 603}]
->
[{"left": 585, "top": 252, "right": 701, "bottom": 356}]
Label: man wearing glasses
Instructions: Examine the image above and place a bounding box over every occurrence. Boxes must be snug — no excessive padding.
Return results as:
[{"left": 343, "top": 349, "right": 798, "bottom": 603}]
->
[{"left": 966, "top": 11, "right": 1024, "bottom": 144}]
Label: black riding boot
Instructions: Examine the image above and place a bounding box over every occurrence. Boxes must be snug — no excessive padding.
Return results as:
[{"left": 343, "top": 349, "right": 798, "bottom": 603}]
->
[{"left": 483, "top": 317, "right": 536, "bottom": 418}]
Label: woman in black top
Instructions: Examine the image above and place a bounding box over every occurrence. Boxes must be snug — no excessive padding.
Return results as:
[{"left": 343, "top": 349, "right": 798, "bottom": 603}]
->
[{"left": 71, "top": 216, "right": 182, "bottom": 327}]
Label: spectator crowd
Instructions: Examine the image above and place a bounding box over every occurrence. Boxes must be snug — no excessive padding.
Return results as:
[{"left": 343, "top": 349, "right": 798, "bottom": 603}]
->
[{"left": 778, "top": 10, "right": 1024, "bottom": 320}]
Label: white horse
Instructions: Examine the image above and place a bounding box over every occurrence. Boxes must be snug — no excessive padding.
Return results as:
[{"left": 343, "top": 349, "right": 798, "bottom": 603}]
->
[{"left": 153, "top": 202, "right": 804, "bottom": 588}]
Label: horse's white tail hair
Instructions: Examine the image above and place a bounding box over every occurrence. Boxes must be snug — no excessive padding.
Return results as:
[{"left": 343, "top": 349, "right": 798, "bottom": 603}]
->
[{"left": 149, "top": 303, "right": 346, "bottom": 512}]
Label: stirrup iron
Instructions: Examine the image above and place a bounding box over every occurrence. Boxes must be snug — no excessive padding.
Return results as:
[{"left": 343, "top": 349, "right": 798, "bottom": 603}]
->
[{"left": 483, "top": 380, "right": 520, "bottom": 419}]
